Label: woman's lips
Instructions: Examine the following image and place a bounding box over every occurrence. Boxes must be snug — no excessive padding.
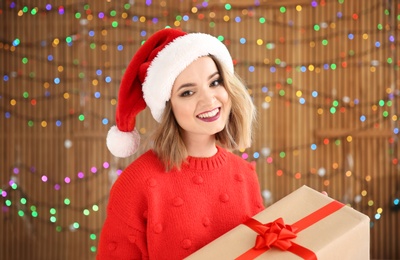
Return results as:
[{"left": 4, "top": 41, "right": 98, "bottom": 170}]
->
[{"left": 197, "top": 108, "right": 221, "bottom": 122}]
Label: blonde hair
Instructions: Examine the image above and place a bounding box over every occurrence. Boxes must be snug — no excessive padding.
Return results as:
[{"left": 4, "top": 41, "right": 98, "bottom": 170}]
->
[{"left": 150, "top": 55, "right": 256, "bottom": 171}]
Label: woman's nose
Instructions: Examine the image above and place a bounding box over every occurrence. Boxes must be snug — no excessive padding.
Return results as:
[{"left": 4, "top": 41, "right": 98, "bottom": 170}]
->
[{"left": 198, "top": 88, "right": 216, "bottom": 105}]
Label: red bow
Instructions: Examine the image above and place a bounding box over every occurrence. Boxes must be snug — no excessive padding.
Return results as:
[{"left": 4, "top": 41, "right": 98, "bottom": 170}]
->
[
  {"left": 250, "top": 218, "right": 298, "bottom": 251},
  {"left": 238, "top": 201, "right": 344, "bottom": 260}
]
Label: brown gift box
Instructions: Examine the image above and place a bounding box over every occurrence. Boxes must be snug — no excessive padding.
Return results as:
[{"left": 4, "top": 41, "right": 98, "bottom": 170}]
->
[{"left": 185, "top": 185, "right": 370, "bottom": 259}]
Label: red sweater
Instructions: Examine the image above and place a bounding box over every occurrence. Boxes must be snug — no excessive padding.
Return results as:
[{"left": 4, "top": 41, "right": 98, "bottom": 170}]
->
[{"left": 97, "top": 147, "right": 264, "bottom": 260}]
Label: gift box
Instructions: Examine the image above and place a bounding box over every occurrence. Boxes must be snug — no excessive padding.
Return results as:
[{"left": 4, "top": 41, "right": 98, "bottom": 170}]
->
[{"left": 185, "top": 185, "right": 370, "bottom": 259}]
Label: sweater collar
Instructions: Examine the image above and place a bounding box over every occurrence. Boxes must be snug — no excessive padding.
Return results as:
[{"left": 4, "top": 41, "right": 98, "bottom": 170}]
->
[{"left": 183, "top": 146, "right": 228, "bottom": 171}]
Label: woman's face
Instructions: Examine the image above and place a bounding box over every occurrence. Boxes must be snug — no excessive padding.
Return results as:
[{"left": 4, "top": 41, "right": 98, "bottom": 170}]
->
[{"left": 170, "top": 56, "right": 231, "bottom": 143}]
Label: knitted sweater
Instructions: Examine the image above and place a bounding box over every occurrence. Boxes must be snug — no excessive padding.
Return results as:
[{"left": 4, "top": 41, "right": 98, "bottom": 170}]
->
[{"left": 97, "top": 146, "right": 264, "bottom": 260}]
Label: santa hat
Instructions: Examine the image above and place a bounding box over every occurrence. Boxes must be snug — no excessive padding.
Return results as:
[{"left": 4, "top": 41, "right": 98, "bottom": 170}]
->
[{"left": 107, "top": 28, "right": 234, "bottom": 158}]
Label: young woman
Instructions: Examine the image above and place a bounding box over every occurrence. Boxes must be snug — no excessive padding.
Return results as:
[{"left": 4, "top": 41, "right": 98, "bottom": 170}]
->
[{"left": 97, "top": 28, "right": 265, "bottom": 260}]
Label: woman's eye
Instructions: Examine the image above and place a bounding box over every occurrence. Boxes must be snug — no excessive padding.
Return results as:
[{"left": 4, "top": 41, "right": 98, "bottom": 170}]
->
[
  {"left": 180, "top": 90, "right": 193, "bottom": 97},
  {"left": 211, "top": 79, "right": 222, "bottom": 87}
]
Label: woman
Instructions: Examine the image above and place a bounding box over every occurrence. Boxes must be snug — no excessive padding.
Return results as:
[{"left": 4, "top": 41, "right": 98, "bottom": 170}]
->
[{"left": 97, "top": 28, "right": 264, "bottom": 260}]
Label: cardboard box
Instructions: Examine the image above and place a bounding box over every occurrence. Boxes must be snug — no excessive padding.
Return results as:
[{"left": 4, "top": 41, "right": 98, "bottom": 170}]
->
[{"left": 185, "top": 185, "right": 370, "bottom": 259}]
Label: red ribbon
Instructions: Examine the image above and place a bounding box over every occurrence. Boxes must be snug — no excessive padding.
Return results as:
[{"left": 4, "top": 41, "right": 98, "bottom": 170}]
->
[
  {"left": 236, "top": 200, "right": 345, "bottom": 260},
  {"left": 250, "top": 217, "right": 298, "bottom": 251}
]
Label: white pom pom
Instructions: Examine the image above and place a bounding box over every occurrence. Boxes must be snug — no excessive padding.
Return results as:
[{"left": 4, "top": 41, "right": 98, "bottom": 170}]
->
[{"left": 106, "top": 126, "right": 140, "bottom": 158}]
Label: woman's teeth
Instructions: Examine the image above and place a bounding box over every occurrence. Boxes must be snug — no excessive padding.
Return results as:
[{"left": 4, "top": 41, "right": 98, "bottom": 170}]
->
[{"left": 198, "top": 108, "right": 219, "bottom": 118}]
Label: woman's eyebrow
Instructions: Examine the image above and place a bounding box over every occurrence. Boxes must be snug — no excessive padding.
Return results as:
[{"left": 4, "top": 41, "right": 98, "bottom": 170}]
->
[
  {"left": 176, "top": 71, "right": 220, "bottom": 91},
  {"left": 176, "top": 82, "right": 195, "bottom": 92},
  {"left": 208, "top": 71, "right": 219, "bottom": 80}
]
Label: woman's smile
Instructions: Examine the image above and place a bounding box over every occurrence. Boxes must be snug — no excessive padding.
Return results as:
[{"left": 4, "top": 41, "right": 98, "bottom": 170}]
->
[{"left": 197, "top": 108, "right": 220, "bottom": 121}]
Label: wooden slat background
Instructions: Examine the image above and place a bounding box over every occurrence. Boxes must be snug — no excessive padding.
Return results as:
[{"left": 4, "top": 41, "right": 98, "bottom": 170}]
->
[{"left": 1, "top": 0, "right": 399, "bottom": 259}]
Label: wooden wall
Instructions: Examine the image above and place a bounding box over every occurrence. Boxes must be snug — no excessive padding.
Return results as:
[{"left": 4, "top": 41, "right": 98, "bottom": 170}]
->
[{"left": 1, "top": 0, "right": 399, "bottom": 259}]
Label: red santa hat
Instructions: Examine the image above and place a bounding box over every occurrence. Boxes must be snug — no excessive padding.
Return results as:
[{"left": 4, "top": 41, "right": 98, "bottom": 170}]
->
[{"left": 106, "top": 28, "right": 234, "bottom": 158}]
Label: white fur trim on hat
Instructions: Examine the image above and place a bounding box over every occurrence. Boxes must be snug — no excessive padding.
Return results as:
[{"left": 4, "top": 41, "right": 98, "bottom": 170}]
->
[
  {"left": 142, "top": 33, "right": 234, "bottom": 123},
  {"left": 106, "top": 126, "right": 140, "bottom": 158}
]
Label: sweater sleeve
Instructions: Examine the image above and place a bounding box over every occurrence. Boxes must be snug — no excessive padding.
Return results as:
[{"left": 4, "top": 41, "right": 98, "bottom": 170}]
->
[
  {"left": 96, "top": 209, "right": 147, "bottom": 260},
  {"left": 246, "top": 162, "right": 266, "bottom": 214},
  {"left": 97, "top": 163, "right": 149, "bottom": 260}
]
